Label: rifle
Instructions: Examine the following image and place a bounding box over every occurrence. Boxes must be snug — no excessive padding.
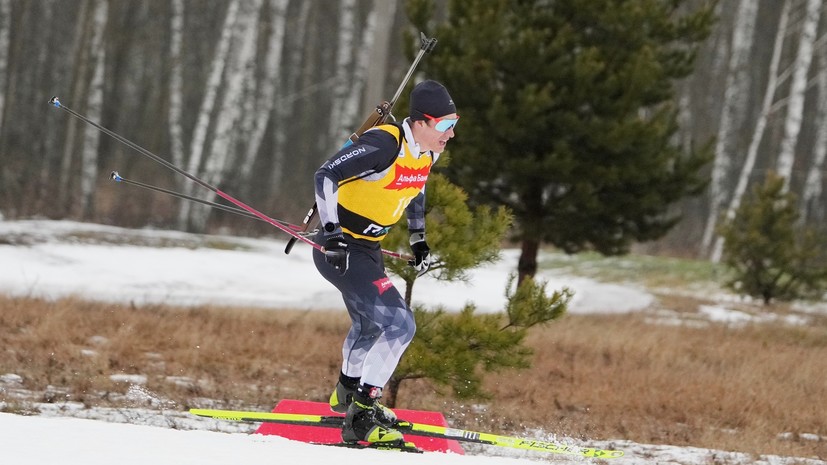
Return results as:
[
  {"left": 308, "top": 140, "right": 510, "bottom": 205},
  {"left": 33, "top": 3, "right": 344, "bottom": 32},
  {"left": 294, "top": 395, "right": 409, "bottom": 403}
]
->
[{"left": 284, "top": 32, "right": 438, "bottom": 255}]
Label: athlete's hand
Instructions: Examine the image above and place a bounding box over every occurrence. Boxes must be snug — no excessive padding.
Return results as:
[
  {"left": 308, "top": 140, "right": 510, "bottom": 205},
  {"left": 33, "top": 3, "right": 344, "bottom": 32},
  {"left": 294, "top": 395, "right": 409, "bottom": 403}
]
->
[
  {"left": 408, "top": 231, "right": 430, "bottom": 276},
  {"left": 323, "top": 235, "right": 349, "bottom": 275}
]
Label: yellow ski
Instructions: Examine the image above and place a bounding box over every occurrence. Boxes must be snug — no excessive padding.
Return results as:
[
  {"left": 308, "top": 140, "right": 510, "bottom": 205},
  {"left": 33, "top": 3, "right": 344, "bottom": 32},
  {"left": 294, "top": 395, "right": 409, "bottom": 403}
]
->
[{"left": 189, "top": 408, "right": 624, "bottom": 459}]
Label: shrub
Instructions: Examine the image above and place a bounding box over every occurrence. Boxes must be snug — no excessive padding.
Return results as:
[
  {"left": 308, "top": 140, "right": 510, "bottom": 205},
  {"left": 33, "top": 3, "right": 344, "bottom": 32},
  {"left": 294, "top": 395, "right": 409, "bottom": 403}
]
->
[
  {"left": 385, "top": 275, "right": 571, "bottom": 405},
  {"left": 719, "top": 173, "right": 827, "bottom": 304}
]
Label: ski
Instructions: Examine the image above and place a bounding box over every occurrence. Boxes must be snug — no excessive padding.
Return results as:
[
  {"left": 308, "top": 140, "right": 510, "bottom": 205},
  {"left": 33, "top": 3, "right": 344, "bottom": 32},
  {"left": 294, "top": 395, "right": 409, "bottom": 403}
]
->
[{"left": 189, "top": 408, "right": 624, "bottom": 459}]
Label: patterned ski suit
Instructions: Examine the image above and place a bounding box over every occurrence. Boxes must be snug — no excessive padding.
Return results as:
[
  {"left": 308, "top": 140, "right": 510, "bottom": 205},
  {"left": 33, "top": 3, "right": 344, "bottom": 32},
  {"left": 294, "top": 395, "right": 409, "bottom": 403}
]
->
[{"left": 313, "top": 118, "right": 437, "bottom": 388}]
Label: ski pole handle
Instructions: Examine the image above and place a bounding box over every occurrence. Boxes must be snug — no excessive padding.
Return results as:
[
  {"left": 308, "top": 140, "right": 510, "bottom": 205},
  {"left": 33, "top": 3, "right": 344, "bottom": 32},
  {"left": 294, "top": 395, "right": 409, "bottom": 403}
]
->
[{"left": 284, "top": 204, "right": 317, "bottom": 254}]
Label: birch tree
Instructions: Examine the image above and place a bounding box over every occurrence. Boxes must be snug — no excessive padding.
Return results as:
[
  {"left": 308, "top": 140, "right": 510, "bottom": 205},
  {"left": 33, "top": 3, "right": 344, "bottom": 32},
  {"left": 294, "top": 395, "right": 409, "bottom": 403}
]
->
[
  {"left": 270, "top": 0, "right": 311, "bottom": 190},
  {"left": 76, "top": 0, "right": 108, "bottom": 220},
  {"left": 710, "top": 0, "right": 792, "bottom": 263},
  {"left": 362, "top": 0, "right": 398, "bottom": 113},
  {"left": 168, "top": 0, "right": 186, "bottom": 169},
  {"left": 340, "top": 2, "right": 378, "bottom": 132},
  {"left": 327, "top": 0, "right": 357, "bottom": 143},
  {"left": 178, "top": 0, "right": 240, "bottom": 229},
  {"left": 800, "top": 35, "right": 827, "bottom": 224},
  {"left": 237, "top": 0, "right": 290, "bottom": 185},
  {"left": 700, "top": 0, "right": 758, "bottom": 256},
  {"left": 0, "top": 0, "right": 11, "bottom": 134},
  {"left": 35, "top": 0, "right": 60, "bottom": 213},
  {"left": 189, "top": 0, "right": 262, "bottom": 231},
  {"left": 775, "top": 0, "right": 821, "bottom": 184},
  {"left": 57, "top": 0, "right": 92, "bottom": 212}
]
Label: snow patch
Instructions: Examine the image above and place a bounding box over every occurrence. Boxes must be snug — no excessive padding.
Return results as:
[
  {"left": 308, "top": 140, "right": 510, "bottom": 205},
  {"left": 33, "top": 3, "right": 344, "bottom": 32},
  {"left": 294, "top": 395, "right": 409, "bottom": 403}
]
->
[
  {"left": 0, "top": 220, "right": 655, "bottom": 314},
  {"left": 110, "top": 374, "right": 148, "bottom": 385}
]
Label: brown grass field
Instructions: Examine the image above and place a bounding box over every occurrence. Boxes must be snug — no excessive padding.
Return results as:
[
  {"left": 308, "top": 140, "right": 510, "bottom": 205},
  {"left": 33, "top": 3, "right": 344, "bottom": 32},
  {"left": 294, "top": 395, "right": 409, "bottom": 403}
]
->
[{"left": 0, "top": 294, "right": 825, "bottom": 460}]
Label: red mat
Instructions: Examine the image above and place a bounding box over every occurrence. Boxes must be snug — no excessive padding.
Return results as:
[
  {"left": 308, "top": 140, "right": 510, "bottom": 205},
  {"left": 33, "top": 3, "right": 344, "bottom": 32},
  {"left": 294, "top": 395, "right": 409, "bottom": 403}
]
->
[{"left": 255, "top": 399, "right": 464, "bottom": 454}]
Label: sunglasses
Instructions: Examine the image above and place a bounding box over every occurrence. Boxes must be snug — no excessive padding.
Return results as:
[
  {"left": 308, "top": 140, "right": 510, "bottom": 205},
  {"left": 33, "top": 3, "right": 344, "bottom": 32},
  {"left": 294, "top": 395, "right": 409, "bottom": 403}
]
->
[{"left": 423, "top": 113, "right": 460, "bottom": 132}]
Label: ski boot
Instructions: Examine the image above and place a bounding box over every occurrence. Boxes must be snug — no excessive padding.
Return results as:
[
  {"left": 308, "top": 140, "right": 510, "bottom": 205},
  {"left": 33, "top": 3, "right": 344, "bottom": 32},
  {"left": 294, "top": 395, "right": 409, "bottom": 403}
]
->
[
  {"left": 341, "top": 398, "right": 404, "bottom": 445},
  {"left": 330, "top": 380, "right": 397, "bottom": 426}
]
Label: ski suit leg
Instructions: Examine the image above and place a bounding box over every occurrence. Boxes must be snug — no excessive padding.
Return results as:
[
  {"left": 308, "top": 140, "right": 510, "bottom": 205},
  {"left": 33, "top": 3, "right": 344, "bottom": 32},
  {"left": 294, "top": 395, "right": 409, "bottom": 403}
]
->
[{"left": 313, "top": 237, "right": 415, "bottom": 388}]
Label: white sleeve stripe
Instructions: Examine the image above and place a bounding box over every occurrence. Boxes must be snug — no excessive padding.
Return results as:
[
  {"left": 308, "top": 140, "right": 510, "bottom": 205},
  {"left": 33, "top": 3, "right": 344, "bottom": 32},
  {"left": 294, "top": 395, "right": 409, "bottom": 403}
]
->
[{"left": 315, "top": 177, "right": 340, "bottom": 227}]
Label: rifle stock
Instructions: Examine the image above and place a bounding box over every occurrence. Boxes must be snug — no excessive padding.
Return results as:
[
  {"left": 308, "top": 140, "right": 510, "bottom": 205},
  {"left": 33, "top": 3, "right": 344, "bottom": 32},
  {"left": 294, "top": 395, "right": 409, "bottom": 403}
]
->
[{"left": 348, "top": 101, "right": 393, "bottom": 144}]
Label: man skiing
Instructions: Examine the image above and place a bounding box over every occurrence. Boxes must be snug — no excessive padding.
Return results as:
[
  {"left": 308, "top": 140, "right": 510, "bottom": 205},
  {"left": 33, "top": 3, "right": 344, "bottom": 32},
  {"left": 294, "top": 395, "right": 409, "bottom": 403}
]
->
[{"left": 312, "top": 80, "right": 458, "bottom": 445}]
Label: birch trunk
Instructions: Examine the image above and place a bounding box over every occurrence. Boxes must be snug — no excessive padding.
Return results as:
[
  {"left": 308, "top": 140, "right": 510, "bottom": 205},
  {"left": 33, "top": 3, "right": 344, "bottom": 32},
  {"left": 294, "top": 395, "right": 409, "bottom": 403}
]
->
[
  {"left": 340, "top": 1, "right": 378, "bottom": 130},
  {"left": 189, "top": 0, "right": 261, "bottom": 232},
  {"left": 710, "top": 0, "right": 791, "bottom": 263},
  {"left": 168, "top": 0, "right": 186, "bottom": 169},
  {"left": 0, "top": 0, "right": 11, "bottom": 133},
  {"left": 177, "top": 0, "right": 240, "bottom": 229},
  {"left": 775, "top": 0, "right": 821, "bottom": 185},
  {"left": 35, "top": 0, "right": 59, "bottom": 212},
  {"left": 271, "top": 0, "right": 311, "bottom": 188},
  {"left": 237, "top": 0, "right": 290, "bottom": 185},
  {"left": 57, "top": 0, "right": 90, "bottom": 207},
  {"left": 800, "top": 35, "right": 827, "bottom": 223},
  {"left": 700, "top": 0, "right": 758, "bottom": 255},
  {"left": 77, "top": 0, "right": 108, "bottom": 220},
  {"left": 362, "top": 0, "right": 397, "bottom": 113},
  {"left": 57, "top": 0, "right": 92, "bottom": 213},
  {"left": 327, "top": 0, "right": 357, "bottom": 143}
]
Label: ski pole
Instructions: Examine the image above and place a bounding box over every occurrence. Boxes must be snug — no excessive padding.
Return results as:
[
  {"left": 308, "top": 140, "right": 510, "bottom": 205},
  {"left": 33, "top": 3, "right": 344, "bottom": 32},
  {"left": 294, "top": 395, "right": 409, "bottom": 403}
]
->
[
  {"left": 49, "top": 96, "right": 325, "bottom": 253},
  {"left": 110, "top": 171, "right": 306, "bottom": 231},
  {"left": 108, "top": 170, "right": 411, "bottom": 260},
  {"left": 284, "top": 32, "right": 438, "bottom": 255}
]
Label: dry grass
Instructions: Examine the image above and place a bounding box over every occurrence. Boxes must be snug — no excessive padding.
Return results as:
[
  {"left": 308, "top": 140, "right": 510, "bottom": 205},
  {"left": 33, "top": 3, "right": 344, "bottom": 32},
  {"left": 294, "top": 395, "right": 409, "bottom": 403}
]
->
[
  {"left": 0, "top": 296, "right": 347, "bottom": 408},
  {"left": 479, "top": 313, "right": 827, "bottom": 458},
  {"left": 1, "top": 294, "right": 825, "bottom": 460}
]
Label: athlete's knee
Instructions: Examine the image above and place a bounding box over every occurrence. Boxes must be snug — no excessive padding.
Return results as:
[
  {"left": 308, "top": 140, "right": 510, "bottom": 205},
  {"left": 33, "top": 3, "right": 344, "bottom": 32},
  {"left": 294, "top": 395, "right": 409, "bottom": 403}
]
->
[{"left": 380, "top": 307, "right": 415, "bottom": 345}]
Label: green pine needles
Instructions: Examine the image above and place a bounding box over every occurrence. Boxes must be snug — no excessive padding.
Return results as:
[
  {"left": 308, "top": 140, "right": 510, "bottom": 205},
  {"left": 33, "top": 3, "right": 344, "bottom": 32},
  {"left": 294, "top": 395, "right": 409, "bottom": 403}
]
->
[
  {"left": 719, "top": 173, "right": 827, "bottom": 305},
  {"left": 387, "top": 275, "right": 570, "bottom": 405},
  {"left": 406, "top": 0, "right": 716, "bottom": 280},
  {"left": 382, "top": 168, "right": 571, "bottom": 405}
]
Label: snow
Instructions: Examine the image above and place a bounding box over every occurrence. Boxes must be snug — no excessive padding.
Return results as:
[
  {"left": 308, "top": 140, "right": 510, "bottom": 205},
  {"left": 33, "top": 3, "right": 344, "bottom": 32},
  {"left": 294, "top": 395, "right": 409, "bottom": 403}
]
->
[
  {"left": 0, "top": 412, "right": 541, "bottom": 465},
  {"left": 2, "top": 406, "right": 825, "bottom": 465},
  {"left": 1, "top": 219, "right": 824, "bottom": 465},
  {"left": 0, "top": 220, "right": 654, "bottom": 314},
  {"left": 698, "top": 304, "right": 812, "bottom": 327}
]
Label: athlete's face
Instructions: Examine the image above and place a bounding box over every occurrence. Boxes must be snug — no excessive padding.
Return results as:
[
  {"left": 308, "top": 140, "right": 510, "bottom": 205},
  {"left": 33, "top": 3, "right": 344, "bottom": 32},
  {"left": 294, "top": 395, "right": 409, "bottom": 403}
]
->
[{"left": 414, "top": 113, "right": 458, "bottom": 154}]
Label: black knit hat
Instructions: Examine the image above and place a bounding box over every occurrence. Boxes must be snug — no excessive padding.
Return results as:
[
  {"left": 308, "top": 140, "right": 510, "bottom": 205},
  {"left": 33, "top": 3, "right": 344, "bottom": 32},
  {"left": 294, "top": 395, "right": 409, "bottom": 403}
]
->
[{"left": 409, "top": 80, "right": 455, "bottom": 121}]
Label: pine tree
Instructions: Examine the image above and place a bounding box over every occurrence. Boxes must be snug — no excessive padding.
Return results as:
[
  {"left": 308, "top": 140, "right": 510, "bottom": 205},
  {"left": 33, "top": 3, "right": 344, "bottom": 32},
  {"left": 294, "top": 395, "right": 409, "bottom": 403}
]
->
[
  {"left": 380, "top": 168, "right": 571, "bottom": 406},
  {"left": 406, "top": 0, "right": 716, "bottom": 283},
  {"left": 383, "top": 170, "right": 511, "bottom": 300},
  {"left": 719, "top": 173, "right": 827, "bottom": 305},
  {"left": 386, "top": 276, "right": 571, "bottom": 405}
]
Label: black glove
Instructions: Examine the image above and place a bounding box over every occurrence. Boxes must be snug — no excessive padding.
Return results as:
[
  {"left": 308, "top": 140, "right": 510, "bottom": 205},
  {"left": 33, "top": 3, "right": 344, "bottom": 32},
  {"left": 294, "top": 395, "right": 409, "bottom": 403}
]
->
[
  {"left": 323, "top": 234, "right": 349, "bottom": 275},
  {"left": 408, "top": 231, "right": 430, "bottom": 276}
]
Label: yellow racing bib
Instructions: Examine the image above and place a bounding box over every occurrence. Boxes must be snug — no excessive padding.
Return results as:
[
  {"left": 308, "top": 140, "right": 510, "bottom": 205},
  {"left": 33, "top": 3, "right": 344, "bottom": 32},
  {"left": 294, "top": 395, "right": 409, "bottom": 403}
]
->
[{"left": 338, "top": 124, "right": 432, "bottom": 241}]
